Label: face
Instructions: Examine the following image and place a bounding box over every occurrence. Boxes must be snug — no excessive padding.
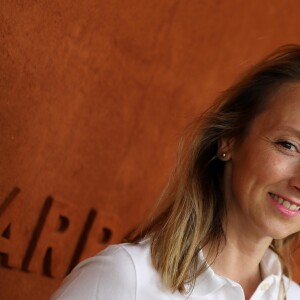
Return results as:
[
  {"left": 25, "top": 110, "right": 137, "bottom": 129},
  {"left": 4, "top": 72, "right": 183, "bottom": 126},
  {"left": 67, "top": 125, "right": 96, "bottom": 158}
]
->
[{"left": 222, "top": 83, "right": 300, "bottom": 241}]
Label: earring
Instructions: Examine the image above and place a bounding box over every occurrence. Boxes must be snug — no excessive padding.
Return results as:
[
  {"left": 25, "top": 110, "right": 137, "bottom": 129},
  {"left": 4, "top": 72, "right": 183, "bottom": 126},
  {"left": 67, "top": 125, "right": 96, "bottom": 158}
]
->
[{"left": 221, "top": 153, "right": 226, "bottom": 158}]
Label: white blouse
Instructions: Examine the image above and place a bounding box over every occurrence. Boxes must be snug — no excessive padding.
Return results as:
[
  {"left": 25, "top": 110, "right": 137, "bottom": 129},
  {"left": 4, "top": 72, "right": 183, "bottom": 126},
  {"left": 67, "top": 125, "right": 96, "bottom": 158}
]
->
[{"left": 51, "top": 241, "right": 300, "bottom": 299}]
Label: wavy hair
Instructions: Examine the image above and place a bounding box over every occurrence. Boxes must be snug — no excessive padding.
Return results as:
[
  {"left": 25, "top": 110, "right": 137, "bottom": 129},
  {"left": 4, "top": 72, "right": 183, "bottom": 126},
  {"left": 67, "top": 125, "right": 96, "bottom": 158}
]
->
[{"left": 132, "top": 45, "right": 300, "bottom": 295}]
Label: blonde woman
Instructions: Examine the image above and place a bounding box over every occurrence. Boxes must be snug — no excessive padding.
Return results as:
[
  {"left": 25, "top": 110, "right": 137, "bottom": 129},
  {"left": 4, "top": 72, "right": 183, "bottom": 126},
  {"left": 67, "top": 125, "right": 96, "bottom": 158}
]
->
[{"left": 51, "top": 45, "right": 300, "bottom": 299}]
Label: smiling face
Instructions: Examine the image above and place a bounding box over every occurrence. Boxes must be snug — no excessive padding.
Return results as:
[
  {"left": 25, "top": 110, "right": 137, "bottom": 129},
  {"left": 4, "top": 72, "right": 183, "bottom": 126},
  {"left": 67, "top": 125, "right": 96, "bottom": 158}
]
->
[{"left": 223, "top": 82, "right": 300, "bottom": 241}]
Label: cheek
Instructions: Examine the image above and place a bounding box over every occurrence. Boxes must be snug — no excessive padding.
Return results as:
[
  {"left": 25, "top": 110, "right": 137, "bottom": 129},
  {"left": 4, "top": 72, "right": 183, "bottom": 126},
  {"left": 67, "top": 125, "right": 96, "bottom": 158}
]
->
[
  {"left": 232, "top": 148, "right": 291, "bottom": 195},
  {"left": 254, "top": 151, "right": 292, "bottom": 184}
]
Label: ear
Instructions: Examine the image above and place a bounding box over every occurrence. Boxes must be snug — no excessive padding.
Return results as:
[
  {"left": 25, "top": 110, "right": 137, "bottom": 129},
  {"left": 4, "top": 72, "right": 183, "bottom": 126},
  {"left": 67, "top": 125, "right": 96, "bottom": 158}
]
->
[{"left": 218, "top": 138, "right": 235, "bottom": 161}]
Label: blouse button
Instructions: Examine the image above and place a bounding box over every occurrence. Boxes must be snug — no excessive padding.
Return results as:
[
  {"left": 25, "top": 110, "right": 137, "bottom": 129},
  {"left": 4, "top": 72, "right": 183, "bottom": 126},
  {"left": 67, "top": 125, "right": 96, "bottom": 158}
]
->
[{"left": 260, "top": 283, "right": 270, "bottom": 291}]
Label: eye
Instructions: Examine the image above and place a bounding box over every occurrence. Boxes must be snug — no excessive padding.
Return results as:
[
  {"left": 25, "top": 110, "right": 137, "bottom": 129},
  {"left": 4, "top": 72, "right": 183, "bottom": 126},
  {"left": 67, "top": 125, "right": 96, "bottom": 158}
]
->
[{"left": 275, "top": 140, "right": 298, "bottom": 152}]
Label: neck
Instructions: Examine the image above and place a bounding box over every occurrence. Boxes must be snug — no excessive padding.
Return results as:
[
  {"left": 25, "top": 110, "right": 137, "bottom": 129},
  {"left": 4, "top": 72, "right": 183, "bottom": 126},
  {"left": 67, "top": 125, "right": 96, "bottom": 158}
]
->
[{"left": 204, "top": 229, "right": 272, "bottom": 300}]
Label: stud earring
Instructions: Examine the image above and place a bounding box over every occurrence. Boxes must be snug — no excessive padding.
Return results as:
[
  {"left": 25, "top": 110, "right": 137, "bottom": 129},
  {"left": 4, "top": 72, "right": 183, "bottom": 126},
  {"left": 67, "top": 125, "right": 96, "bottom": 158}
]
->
[{"left": 221, "top": 153, "right": 226, "bottom": 158}]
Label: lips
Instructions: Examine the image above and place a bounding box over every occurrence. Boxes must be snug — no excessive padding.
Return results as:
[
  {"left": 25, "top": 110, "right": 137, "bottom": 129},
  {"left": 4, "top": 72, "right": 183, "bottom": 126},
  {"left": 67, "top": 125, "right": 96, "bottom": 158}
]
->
[{"left": 269, "top": 193, "right": 300, "bottom": 211}]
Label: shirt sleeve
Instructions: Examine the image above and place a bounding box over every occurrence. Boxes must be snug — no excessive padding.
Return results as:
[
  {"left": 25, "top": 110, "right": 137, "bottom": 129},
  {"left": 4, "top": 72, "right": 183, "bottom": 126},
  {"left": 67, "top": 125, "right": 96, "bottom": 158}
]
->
[{"left": 50, "top": 245, "right": 137, "bottom": 300}]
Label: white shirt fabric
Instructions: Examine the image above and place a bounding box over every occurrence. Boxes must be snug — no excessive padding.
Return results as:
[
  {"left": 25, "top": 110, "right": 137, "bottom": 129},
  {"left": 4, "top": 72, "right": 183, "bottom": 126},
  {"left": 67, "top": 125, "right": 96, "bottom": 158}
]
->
[{"left": 51, "top": 240, "right": 300, "bottom": 300}]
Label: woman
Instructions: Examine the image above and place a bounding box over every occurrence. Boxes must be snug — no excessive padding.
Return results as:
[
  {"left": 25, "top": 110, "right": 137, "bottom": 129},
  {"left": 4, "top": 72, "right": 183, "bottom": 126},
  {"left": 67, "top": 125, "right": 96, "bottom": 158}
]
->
[{"left": 51, "top": 45, "right": 300, "bottom": 299}]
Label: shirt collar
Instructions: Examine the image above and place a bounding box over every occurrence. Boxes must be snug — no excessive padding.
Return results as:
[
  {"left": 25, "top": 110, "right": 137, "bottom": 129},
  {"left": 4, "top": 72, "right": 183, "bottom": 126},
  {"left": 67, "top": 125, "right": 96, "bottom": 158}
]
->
[
  {"left": 189, "top": 247, "right": 282, "bottom": 297},
  {"left": 189, "top": 250, "right": 226, "bottom": 297},
  {"left": 260, "top": 247, "right": 282, "bottom": 279}
]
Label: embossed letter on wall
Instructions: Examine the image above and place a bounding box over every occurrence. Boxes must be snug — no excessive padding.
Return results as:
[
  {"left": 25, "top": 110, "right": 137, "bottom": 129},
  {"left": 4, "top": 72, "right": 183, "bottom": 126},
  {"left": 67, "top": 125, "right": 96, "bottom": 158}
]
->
[{"left": 0, "top": 187, "right": 122, "bottom": 278}]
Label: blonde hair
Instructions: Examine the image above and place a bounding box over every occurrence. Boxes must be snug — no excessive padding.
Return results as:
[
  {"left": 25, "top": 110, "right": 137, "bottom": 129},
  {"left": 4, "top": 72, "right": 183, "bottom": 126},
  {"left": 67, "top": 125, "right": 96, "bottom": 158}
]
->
[{"left": 132, "top": 45, "right": 300, "bottom": 294}]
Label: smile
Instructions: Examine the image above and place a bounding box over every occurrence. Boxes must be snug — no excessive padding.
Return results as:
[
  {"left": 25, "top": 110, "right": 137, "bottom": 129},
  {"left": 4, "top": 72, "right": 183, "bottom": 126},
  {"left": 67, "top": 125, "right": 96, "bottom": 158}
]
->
[{"left": 269, "top": 193, "right": 300, "bottom": 211}]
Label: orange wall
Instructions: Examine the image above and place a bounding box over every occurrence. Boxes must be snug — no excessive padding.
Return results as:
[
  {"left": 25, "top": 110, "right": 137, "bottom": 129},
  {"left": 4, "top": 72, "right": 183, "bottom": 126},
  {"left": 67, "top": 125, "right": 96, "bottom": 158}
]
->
[{"left": 1, "top": 1, "right": 300, "bottom": 299}]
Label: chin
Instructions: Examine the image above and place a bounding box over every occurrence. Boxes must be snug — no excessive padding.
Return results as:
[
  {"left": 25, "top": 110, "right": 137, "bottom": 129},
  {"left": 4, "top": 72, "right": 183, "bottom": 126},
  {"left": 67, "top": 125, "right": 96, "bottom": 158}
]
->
[
  {"left": 259, "top": 221, "right": 298, "bottom": 240},
  {"left": 268, "top": 228, "right": 298, "bottom": 240}
]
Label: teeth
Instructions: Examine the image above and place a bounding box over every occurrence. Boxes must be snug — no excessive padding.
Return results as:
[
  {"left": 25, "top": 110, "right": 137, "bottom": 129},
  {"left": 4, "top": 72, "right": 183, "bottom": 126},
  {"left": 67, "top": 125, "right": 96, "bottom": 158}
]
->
[
  {"left": 270, "top": 193, "right": 300, "bottom": 211},
  {"left": 290, "top": 204, "right": 298, "bottom": 211},
  {"left": 273, "top": 194, "right": 284, "bottom": 204}
]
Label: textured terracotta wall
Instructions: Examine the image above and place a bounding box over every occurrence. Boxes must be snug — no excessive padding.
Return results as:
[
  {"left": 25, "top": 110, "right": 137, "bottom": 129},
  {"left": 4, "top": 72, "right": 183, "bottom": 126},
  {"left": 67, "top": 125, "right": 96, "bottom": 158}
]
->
[{"left": 1, "top": 1, "right": 300, "bottom": 299}]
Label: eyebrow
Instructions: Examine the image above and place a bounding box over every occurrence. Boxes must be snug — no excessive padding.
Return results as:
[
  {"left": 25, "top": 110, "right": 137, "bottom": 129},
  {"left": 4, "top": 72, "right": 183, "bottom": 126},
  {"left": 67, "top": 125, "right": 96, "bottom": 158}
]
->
[{"left": 275, "top": 126, "right": 300, "bottom": 138}]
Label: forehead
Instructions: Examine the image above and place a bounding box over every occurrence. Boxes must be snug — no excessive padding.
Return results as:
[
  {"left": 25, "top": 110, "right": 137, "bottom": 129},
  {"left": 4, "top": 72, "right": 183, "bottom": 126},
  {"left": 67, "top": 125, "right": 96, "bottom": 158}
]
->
[{"left": 252, "top": 82, "right": 300, "bottom": 133}]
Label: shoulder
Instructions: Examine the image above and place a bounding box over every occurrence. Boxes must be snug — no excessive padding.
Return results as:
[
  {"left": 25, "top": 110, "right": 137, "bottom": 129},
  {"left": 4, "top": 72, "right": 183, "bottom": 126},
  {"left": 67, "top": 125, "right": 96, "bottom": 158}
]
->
[{"left": 50, "top": 242, "right": 151, "bottom": 300}]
